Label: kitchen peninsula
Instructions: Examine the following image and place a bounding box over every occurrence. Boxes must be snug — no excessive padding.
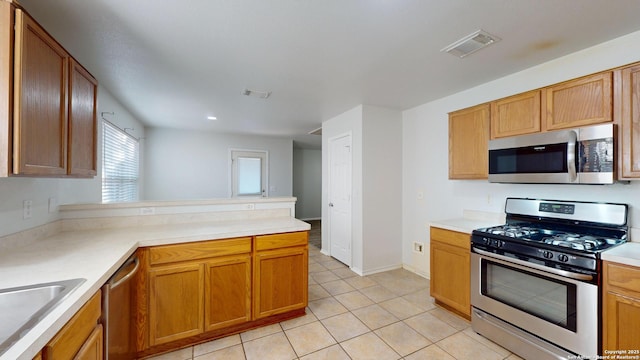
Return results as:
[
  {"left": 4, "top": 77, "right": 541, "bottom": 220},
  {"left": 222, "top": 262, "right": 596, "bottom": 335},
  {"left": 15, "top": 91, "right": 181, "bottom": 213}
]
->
[{"left": 0, "top": 197, "right": 310, "bottom": 360}]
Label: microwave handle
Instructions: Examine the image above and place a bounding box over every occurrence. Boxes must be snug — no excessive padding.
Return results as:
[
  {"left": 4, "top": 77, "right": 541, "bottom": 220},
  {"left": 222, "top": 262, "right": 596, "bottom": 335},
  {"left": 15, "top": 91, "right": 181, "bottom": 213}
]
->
[{"left": 567, "top": 130, "right": 577, "bottom": 182}]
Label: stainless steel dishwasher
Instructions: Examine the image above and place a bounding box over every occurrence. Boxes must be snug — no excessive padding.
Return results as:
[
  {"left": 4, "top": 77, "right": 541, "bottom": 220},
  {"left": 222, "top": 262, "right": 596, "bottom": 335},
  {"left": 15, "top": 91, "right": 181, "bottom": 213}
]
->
[{"left": 101, "top": 253, "right": 139, "bottom": 360}]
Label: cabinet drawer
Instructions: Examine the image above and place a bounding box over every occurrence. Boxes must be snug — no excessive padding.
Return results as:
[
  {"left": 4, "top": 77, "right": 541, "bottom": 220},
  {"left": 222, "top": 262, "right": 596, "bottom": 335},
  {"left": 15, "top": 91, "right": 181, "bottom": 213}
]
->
[
  {"left": 605, "top": 262, "right": 640, "bottom": 296},
  {"left": 149, "top": 237, "right": 252, "bottom": 265},
  {"left": 430, "top": 227, "right": 470, "bottom": 250},
  {"left": 255, "top": 232, "right": 308, "bottom": 251},
  {"left": 44, "top": 290, "right": 101, "bottom": 360}
]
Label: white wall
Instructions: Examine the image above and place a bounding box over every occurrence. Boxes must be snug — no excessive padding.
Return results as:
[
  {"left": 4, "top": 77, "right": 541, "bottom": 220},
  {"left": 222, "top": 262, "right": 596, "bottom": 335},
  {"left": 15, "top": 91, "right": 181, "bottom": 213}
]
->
[
  {"left": 322, "top": 105, "right": 402, "bottom": 275},
  {"left": 0, "top": 85, "right": 145, "bottom": 238},
  {"left": 143, "top": 128, "right": 293, "bottom": 200},
  {"left": 293, "top": 148, "right": 321, "bottom": 220},
  {"left": 402, "top": 30, "right": 640, "bottom": 278},
  {"left": 362, "top": 105, "right": 403, "bottom": 273}
]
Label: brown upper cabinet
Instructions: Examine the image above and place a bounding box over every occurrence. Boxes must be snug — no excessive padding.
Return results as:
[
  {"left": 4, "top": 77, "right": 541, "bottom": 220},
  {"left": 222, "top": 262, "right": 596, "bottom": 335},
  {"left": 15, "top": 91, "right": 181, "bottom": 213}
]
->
[
  {"left": 68, "top": 59, "right": 98, "bottom": 177},
  {"left": 616, "top": 63, "right": 640, "bottom": 179},
  {"left": 0, "top": 3, "right": 97, "bottom": 177},
  {"left": 13, "top": 8, "right": 69, "bottom": 176},
  {"left": 541, "top": 72, "right": 613, "bottom": 131},
  {"left": 490, "top": 90, "right": 541, "bottom": 139},
  {"left": 449, "top": 103, "right": 490, "bottom": 179}
]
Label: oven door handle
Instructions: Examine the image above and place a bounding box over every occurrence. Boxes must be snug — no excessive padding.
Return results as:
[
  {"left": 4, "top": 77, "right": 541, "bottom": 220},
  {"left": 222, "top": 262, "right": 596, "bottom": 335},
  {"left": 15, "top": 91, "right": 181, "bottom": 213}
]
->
[{"left": 473, "top": 248, "right": 594, "bottom": 281}]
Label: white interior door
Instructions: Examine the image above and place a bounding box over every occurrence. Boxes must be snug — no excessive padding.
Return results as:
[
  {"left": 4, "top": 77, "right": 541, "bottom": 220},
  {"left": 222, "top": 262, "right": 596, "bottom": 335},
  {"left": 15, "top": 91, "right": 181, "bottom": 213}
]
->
[{"left": 328, "top": 133, "right": 352, "bottom": 266}]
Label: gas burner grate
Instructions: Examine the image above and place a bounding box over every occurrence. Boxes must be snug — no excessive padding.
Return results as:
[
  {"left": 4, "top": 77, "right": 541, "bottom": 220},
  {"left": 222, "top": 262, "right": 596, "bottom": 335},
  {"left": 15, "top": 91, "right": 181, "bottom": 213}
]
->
[
  {"left": 486, "top": 225, "right": 540, "bottom": 238},
  {"left": 541, "top": 234, "right": 605, "bottom": 251}
]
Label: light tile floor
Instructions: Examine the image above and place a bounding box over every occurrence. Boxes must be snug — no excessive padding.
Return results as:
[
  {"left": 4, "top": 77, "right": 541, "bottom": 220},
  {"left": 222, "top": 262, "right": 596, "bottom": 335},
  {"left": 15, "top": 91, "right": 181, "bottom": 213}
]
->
[{"left": 146, "top": 245, "right": 524, "bottom": 360}]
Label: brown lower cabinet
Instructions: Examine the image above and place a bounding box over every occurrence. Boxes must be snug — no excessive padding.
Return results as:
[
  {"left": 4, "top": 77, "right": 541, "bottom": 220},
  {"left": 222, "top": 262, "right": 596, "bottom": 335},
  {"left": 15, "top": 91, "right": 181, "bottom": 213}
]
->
[
  {"left": 254, "top": 232, "right": 308, "bottom": 319},
  {"left": 603, "top": 261, "right": 640, "bottom": 351},
  {"left": 136, "top": 232, "right": 308, "bottom": 357},
  {"left": 41, "top": 290, "right": 103, "bottom": 360},
  {"left": 430, "top": 227, "right": 471, "bottom": 319}
]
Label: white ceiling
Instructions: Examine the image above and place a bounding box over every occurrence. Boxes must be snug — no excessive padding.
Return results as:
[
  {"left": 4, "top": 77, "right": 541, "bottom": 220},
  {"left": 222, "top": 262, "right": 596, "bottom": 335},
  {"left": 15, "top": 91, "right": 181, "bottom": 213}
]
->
[{"left": 18, "top": 0, "right": 640, "bottom": 149}]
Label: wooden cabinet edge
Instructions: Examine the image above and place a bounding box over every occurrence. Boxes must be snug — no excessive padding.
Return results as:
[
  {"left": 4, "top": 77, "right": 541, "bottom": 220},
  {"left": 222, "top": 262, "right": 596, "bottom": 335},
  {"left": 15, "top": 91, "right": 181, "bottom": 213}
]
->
[
  {"left": 430, "top": 226, "right": 470, "bottom": 250},
  {"left": 0, "top": 1, "right": 13, "bottom": 177},
  {"left": 602, "top": 260, "right": 640, "bottom": 351},
  {"left": 68, "top": 59, "right": 98, "bottom": 177},
  {"left": 43, "top": 290, "right": 102, "bottom": 360},
  {"left": 430, "top": 227, "right": 471, "bottom": 319}
]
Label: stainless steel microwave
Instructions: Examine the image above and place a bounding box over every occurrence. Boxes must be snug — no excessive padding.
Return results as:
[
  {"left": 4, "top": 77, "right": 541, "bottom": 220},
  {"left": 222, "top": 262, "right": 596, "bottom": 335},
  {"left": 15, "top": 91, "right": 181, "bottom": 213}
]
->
[{"left": 488, "top": 123, "right": 614, "bottom": 184}]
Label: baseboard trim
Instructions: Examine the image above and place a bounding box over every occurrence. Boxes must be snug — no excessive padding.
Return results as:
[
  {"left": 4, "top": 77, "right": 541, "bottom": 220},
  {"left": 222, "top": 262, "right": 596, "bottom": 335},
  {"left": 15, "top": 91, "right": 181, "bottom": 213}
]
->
[{"left": 402, "top": 264, "right": 429, "bottom": 280}]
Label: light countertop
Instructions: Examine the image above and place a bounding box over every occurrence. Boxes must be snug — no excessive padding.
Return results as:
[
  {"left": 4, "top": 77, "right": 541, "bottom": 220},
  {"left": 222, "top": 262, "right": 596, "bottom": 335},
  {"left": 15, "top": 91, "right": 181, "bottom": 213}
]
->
[
  {"left": 602, "top": 242, "right": 640, "bottom": 268},
  {"left": 0, "top": 217, "right": 310, "bottom": 360},
  {"left": 429, "top": 210, "right": 505, "bottom": 234}
]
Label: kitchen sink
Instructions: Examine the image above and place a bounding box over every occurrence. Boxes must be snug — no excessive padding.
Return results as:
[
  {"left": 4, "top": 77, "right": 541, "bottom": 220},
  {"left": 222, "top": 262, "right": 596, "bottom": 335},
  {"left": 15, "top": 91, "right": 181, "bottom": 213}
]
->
[{"left": 0, "top": 278, "right": 86, "bottom": 355}]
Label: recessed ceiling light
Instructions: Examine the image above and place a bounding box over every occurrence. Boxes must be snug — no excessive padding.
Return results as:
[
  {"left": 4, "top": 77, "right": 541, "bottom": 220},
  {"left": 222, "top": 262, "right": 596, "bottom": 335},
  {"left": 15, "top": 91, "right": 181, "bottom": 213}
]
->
[
  {"left": 441, "top": 29, "right": 500, "bottom": 58},
  {"left": 207, "top": 116, "right": 217, "bottom": 120}
]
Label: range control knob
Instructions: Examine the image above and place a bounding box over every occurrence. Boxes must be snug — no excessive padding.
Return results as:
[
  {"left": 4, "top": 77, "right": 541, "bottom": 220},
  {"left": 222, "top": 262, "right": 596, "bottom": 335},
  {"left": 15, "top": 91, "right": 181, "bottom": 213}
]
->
[
  {"left": 543, "top": 251, "right": 554, "bottom": 259},
  {"left": 490, "top": 239, "right": 503, "bottom": 248},
  {"left": 558, "top": 254, "right": 569, "bottom": 262}
]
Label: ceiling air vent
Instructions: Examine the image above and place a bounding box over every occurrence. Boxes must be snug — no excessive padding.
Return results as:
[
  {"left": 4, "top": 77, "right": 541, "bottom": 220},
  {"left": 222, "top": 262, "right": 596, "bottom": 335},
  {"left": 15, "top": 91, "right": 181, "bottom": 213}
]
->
[
  {"left": 242, "top": 88, "right": 271, "bottom": 99},
  {"left": 441, "top": 30, "right": 500, "bottom": 58}
]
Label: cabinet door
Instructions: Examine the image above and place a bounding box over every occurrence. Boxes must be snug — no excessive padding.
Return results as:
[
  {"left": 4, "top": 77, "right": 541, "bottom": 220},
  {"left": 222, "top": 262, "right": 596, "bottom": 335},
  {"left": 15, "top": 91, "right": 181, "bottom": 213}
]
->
[
  {"left": 13, "top": 9, "right": 69, "bottom": 175},
  {"left": 149, "top": 262, "right": 204, "bottom": 346},
  {"left": 542, "top": 72, "right": 613, "bottom": 131},
  {"left": 490, "top": 90, "right": 541, "bottom": 139},
  {"left": 254, "top": 246, "right": 308, "bottom": 319},
  {"left": 430, "top": 240, "right": 470, "bottom": 317},
  {"left": 73, "top": 324, "right": 103, "bottom": 360},
  {"left": 604, "top": 291, "right": 640, "bottom": 351},
  {"left": 205, "top": 254, "right": 252, "bottom": 331},
  {"left": 618, "top": 64, "right": 640, "bottom": 179},
  {"left": 44, "top": 291, "right": 101, "bottom": 360},
  {"left": 449, "top": 103, "right": 490, "bottom": 179},
  {"left": 68, "top": 59, "right": 97, "bottom": 177}
]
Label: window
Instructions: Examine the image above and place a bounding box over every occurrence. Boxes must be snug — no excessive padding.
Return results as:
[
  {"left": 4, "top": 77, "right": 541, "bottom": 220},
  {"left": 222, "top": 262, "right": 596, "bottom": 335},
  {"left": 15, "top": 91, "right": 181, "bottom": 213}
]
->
[
  {"left": 231, "top": 150, "right": 267, "bottom": 197},
  {"left": 102, "top": 120, "right": 139, "bottom": 202}
]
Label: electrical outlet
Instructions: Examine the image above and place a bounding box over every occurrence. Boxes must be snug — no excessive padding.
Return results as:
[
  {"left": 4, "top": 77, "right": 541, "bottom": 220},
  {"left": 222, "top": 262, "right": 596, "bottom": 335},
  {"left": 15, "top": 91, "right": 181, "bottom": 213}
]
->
[
  {"left": 23, "top": 200, "right": 33, "bottom": 219},
  {"left": 140, "top": 207, "right": 155, "bottom": 215},
  {"left": 246, "top": 203, "right": 255, "bottom": 210},
  {"left": 413, "top": 241, "right": 424, "bottom": 254}
]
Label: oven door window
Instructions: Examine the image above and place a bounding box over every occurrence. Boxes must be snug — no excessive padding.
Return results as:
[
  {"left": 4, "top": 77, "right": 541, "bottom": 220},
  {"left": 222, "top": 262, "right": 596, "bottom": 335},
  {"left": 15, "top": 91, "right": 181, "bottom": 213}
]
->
[{"left": 481, "top": 259, "right": 577, "bottom": 332}]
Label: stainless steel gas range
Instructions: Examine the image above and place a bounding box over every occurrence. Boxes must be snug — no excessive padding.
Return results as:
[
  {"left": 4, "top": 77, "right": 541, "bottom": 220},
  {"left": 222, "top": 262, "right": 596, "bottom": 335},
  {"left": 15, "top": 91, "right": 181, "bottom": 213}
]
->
[{"left": 471, "top": 198, "right": 628, "bottom": 360}]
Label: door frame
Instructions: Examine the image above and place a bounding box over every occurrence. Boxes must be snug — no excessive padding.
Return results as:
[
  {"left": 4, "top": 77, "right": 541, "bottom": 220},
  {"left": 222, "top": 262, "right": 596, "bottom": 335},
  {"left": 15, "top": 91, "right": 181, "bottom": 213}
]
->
[{"left": 229, "top": 149, "right": 269, "bottom": 198}]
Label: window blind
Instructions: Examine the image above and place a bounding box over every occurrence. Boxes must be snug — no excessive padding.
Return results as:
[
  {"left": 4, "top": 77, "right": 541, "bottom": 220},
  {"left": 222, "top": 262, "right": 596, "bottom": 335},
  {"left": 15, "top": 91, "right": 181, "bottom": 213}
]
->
[{"left": 102, "top": 120, "right": 139, "bottom": 202}]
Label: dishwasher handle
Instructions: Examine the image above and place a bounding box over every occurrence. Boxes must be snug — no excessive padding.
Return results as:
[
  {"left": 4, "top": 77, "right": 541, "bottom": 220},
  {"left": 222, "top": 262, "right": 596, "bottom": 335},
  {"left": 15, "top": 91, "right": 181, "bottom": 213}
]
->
[{"left": 109, "top": 256, "right": 139, "bottom": 290}]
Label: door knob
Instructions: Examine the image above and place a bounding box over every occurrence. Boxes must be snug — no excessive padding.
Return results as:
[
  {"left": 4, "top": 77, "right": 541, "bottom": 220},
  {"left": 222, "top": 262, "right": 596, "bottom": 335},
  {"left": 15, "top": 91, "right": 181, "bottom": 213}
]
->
[{"left": 329, "top": 202, "right": 334, "bottom": 207}]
